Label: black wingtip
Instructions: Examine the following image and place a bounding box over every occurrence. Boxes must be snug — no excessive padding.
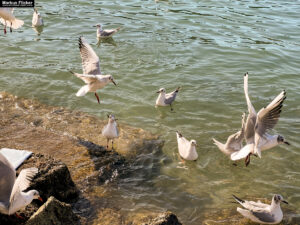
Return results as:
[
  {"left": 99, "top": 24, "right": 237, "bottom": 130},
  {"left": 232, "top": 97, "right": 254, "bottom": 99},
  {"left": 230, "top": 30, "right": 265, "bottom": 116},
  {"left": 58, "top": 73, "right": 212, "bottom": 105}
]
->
[
  {"left": 69, "top": 70, "right": 74, "bottom": 74},
  {"left": 244, "top": 72, "right": 248, "bottom": 76},
  {"left": 175, "top": 87, "right": 181, "bottom": 92},
  {"left": 232, "top": 194, "right": 245, "bottom": 203},
  {"left": 176, "top": 131, "right": 182, "bottom": 137}
]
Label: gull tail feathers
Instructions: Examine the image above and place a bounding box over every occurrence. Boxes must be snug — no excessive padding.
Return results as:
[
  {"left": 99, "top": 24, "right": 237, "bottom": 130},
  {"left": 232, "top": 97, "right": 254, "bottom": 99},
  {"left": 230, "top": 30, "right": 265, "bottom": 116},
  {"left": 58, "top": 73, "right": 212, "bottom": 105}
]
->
[
  {"left": 8, "top": 18, "right": 24, "bottom": 29},
  {"left": 233, "top": 195, "right": 245, "bottom": 205},
  {"left": 212, "top": 138, "right": 229, "bottom": 155},
  {"left": 76, "top": 85, "right": 90, "bottom": 97}
]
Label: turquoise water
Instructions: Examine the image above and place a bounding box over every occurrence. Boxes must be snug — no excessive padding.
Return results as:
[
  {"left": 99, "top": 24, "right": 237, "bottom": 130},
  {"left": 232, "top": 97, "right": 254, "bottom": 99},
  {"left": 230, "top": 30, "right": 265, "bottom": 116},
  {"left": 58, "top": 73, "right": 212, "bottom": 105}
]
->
[{"left": 1, "top": 0, "right": 300, "bottom": 223}]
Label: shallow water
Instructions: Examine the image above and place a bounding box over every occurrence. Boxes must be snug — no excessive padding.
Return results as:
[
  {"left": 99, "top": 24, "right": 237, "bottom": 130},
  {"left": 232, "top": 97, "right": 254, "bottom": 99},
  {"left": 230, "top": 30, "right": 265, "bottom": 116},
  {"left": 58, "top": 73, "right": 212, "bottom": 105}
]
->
[{"left": 1, "top": 0, "right": 300, "bottom": 224}]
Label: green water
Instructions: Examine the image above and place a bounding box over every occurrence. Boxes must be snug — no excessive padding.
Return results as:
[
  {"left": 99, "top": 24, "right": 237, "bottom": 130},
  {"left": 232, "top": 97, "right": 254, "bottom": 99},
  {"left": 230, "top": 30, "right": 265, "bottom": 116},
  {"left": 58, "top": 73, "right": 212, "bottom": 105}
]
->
[{"left": 1, "top": 0, "right": 300, "bottom": 223}]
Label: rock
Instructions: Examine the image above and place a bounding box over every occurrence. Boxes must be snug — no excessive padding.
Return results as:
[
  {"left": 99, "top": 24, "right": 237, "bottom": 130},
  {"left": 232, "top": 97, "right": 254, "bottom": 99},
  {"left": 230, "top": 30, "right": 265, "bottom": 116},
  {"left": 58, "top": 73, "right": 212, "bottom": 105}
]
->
[
  {"left": 26, "top": 196, "right": 80, "bottom": 225},
  {"left": 145, "top": 212, "right": 182, "bottom": 225},
  {"left": 0, "top": 154, "right": 79, "bottom": 224},
  {"left": 19, "top": 153, "right": 79, "bottom": 202}
]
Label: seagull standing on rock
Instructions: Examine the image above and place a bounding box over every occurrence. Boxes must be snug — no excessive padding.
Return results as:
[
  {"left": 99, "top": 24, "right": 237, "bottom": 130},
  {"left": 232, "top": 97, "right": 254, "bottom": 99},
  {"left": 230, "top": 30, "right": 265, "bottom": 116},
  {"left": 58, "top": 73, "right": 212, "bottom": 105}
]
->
[
  {"left": 70, "top": 37, "right": 117, "bottom": 104},
  {"left": 96, "top": 24, "right": 120, "bottom": 38},
  {"left": 176, "top": 131, "right": 198, "bottom": 161},
  {"left": 233, "top": 194, "right": 288, "bottom": 224},
  {"left": 155, "top": 87, "right": 180, "bottom": 111},
  {"left": 0, "top": 153, "right": 42, "bottom": 218},
  {"left": 0, "top": 8, "right": 24, "bottom": 34},
  {"left": 102, "top": 114, "right": 119, "bottom": 150}
]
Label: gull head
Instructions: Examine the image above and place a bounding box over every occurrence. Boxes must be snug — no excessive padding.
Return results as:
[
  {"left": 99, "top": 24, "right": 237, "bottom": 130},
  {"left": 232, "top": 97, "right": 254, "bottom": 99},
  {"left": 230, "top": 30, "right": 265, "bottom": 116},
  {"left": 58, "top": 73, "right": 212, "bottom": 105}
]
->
[
  {"left": 273, "top": 194, "right": 288, "bottom": 205},
  {"left": 190, "top": 140, "right": 197, "bottom": 147},
  {"left": 108, "top": 75, "right": 117, "bottom": 86},
  {"left": 277, "top": 135, "right": 290, "bottom": 145},
  {"left": 37, "top": 13, "right": 41, "bottom": 18},
  {"left": 107, "top": 114, "right": 117, "bottom": 122},
  {"left": 96, "top": 24, "right": 102, "bottom": 29},
  {"left": 31, "top": 190, "right": 43, "bottom": 202},
  {"left": 156, "top": 88, "right": 166, "bottom": 94}
]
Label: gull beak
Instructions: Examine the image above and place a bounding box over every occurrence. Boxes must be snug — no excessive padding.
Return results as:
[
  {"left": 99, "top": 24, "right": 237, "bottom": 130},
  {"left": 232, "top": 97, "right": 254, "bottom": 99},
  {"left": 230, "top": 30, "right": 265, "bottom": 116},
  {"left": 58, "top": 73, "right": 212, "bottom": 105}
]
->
[
  {"left": 284, "top": 141, "right": 290, "bottom": 145},
  {"left": 112, "top": 80, "right": 117, "bottom": 86},
  {"left": 156, "top": 91, "right": 160, "bottom": 93},
  {"left": 38, "top": 196, "right": 43, "bottom": 202},
  {"left": 282, "top": 200, "right": 288, "bottom": 204}
]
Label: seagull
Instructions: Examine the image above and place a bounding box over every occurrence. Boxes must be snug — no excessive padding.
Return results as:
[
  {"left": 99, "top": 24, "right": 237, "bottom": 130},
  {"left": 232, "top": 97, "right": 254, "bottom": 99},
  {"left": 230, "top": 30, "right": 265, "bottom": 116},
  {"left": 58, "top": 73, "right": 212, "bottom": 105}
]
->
[
  {"left": 155, "top": 87, "right": 180, "bottom": 111},
  {"left": 233, "top": 194, "right": 288, "bottom": 224},
  {"left": 0, "top": 152, "right": 42, "bottom": 217},
  {"left": 32, "top": 8, "right": 43, "bottom": 27},
  {"left": 70, "top": 37, "right": 117, "bottom": 104},
  {"left": 0, "top": 8, "right": 24, "bottom": 34},
  {"left": 213, "top": 113, "right": 246, "bottom": 157},
  {"left": 102, "top": 114, "right": 119, "bottom": 150},
  {"left": 96, "top": 24, "right": 120, "bottom": 38},
  {"left": 232, "top": 73, "right": 289, "bottom": 165},
  {"left": 176, "top": 131, "right": 198, "bottom": 161}
]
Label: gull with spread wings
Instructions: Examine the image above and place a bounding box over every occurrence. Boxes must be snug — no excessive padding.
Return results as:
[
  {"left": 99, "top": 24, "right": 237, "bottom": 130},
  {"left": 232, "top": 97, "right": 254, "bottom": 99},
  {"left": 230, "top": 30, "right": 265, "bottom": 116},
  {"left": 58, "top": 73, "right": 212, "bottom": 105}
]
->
[
  {"left": 70, "top": 37, "right": 117, "bottom": 104},
  {"left": 230, "top": 73, "right": 289, "bottom": 166}
]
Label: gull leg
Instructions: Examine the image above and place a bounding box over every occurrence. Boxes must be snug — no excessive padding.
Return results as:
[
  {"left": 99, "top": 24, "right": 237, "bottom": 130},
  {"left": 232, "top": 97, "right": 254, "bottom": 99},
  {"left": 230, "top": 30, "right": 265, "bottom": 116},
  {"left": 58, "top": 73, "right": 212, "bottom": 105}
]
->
[
  {"left": 4, "top": 21, "right": 6, "bottom": 34},
  {"left": 245, "top": 153, "right": 251, "bottom": 167},
  {"left": 10, "top": 22, "right": 12, "bottom": 32},
  {"left": 111, "top": 140, "right": 114, "bottom": 150},
  {"left": 95, "top": 92, "right": 100, "bottom": 104},
  {"left": 106, "top": 139, "right": 109, "bottom": 149},
  {"left": 15, "top": 213, "right": 24, "bottom": 219},
  {"left": 170, "top": 104, "right": 174, "bottom": 111}
]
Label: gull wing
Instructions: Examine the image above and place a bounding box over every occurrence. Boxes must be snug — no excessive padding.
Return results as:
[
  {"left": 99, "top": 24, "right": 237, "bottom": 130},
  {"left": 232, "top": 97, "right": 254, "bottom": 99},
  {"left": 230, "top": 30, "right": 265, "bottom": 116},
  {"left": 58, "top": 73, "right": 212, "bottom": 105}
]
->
[
  {"left": 70, "top": 71, "right": 97, "bottom": 84},
  {"left": 255, "top": 90, "right": 286, "bottom": 137},
  {"left": 165, "top": 88, "right": 179, "bottom": 105},
  {"left": 243, "top": 73, "right": 257, "bottom": 144},
  {"left": 225, "top": 113, "right": 246, "bottom": 151},
  {"left": 252, "top": 210, "right": 276, "bottom": 223},
  {"left": 79, "top": 37, "right": 101, "bottom": 75},
  {"left": 9, "top": 168, "right": 38, "bottom": 205},
  {"left": 0, "top": 153, "right": 16, "bottom": 203}
]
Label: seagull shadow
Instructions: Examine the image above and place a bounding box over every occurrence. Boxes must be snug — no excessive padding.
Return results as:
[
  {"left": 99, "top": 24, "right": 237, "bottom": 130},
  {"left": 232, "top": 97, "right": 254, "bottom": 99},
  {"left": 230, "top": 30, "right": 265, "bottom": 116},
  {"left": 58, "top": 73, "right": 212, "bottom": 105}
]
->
[{"left": 97, "top": 37, "right": 117, "bottom": 47}]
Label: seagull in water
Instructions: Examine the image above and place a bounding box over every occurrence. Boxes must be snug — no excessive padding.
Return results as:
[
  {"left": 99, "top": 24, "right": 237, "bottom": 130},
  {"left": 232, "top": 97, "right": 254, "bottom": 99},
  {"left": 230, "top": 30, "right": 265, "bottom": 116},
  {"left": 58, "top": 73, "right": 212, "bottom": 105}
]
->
[
  {"left": 155, "top": 87, "right": 180, "bottom": 111},
  {"left": 233, "top": 194, "right": 288, "bottom": 224},
  {"left": 176, "top": 131, "right": 198, "bottom": 161},
  {"left": 213, "top": 113, "right": 246, "bottom": 157},
  {"left": 70, "top": 37, "right": 117, "bottom": 104},
  {"left": 0, "top": 152, "right": 42, "bottom": 218},
  {"left": 230, "top": 73, "right": 289, "bottom": 165},
  {"left": 96, "top": 24, "right": 120, "bottom": 38},
  {"left": 32, "top": 8, "right": 43, "bottom": 27},
  {"left": 102, "top": 114, "right": 119, "bottom": 150},
  {"left": 0, "top": 8, "right": 24, "bottom": 34}
]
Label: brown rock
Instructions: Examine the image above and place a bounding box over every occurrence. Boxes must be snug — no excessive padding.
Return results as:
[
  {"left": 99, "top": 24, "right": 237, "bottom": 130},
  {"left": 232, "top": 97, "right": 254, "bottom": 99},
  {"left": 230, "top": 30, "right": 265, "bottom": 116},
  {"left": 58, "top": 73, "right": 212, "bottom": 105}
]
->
[{"left": 26, "top": 196, "right": 80, "bottom": 225}]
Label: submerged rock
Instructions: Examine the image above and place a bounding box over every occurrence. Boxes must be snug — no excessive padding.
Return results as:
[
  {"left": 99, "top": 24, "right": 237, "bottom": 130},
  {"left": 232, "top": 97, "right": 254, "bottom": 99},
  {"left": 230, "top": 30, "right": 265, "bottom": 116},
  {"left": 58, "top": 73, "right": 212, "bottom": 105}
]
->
[
  {"left": 146, "top": 211, "right": 183, "bottom": 225},
  {"left": 26, "top": 196, "right": 80, "bottom": 225}
]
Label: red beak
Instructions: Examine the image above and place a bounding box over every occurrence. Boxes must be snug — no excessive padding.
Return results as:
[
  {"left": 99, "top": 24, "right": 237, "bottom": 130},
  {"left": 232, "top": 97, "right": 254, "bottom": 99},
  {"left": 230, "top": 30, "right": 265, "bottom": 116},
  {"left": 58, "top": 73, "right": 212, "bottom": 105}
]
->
[{"left": 38, "top": 197, "right": 43, "bottom": 202}]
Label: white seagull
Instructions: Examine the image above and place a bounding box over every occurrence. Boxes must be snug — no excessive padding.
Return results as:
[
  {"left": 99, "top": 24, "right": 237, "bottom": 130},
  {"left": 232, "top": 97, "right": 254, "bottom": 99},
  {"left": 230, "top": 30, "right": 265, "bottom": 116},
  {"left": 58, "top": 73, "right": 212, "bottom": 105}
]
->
[
  {"left": 70, "top": 37, "right": 117, "bottom": 104},
  {"left": 176, "top": 131, "right": 198, "bottom": 161},
  {"left": 233, "top": 194, "right": 288, "bottom": 224},
  {"left": 0, "top": 8, "right": 24, "bottom": 34},
  {"left": 0, "top": 152, "right": 42, "bottom": 217},
  {"left": 102, "top": 114, "right": 119, "bottom": 149},
  {"left": 213, "top": 113, "right": 246, "bottom": 157},
  {"left": 32, "top": 8, "right": 43, "bottom": 27},
  {"left": 96, "top": 24, "right": 120, "bottom": 38},
  {"left": 230, "top": 73, "right": 289, "bottom": 165},
  {"left": 155, "top": 87, "right": 180, "bottom": 111}
]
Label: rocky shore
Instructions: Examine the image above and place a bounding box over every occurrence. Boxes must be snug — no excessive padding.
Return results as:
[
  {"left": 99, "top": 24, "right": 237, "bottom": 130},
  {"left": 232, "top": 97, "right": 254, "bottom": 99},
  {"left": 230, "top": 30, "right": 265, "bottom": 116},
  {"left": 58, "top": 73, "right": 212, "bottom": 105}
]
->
[{"left": 0, "top": 92, "right": 181, "bottom": 225}]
